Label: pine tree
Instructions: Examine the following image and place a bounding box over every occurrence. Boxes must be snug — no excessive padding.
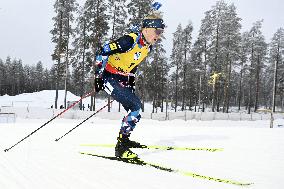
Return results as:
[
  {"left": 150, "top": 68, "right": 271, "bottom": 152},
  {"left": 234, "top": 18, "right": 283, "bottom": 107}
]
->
[
  {"left": 109, "top": 0, "right": 128, "bottom": 40},
  {"left": 51, "top": 0, "right": 78, "bottom": 109},
  {"left": 4, "top": 57, "right": 13, "bottom": 95},
  {"left": 49, "top": 65, "right": 58, "bottom": 91},
  {"left": 247, "top": 20, "right": 267, "bottom": 113},
  {"left": 219, "top": 4, "right": 241, "bottom": 113},
  {"left": 237, "top": 32, "right": 250, "bottom": 111},
  {"left": 200, "top": 0, "right": 228, "bottom": 112},
  {"left": 15, "top": 59, "right": 25, "bottom": 94},
  {"left": 43, "top": 68, "right": 52, "bottom": 91},
  {"left": 190, "top": 41, "right": 205, "bottom": 111},
  {"left": 0, "top": 59, "right": 4, "bottom": 95},
  {"left": 23, "top": 65, "right": 32, "bottom": 93},
  {"left": 127, "top": 0, "right": 153, "bottom": 29},
  {"left": 195, "top": 0, "right": 242, "bottom": 112},
  {"left": 170, "top": 24, "right": 183, "bottom": 112},
  {"left": 83, "top": 0, "right": 110, "bottom": 111},
  {"left": 71, "top": 6, "right": 90, "bottom": 109},
  {"left": 191, "top": 20, "right": 211, "bottom": 111},
  {"left": 35, "top": 61, "right": 44, "bottom": 91},
  {"left": 269, "top": 27, "right": 284, "bottom": 111},
  {"left": 181, "top": 21, "right": 193, "bottom": 111},
  {"left": 144, "top": 37, "right": 168, "bottom": 113}
]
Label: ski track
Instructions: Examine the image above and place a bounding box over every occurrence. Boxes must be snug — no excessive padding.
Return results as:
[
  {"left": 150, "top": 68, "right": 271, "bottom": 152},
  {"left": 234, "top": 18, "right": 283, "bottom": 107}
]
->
[{"left": 0, "top": 118, "right": 284, "bottom": 189}]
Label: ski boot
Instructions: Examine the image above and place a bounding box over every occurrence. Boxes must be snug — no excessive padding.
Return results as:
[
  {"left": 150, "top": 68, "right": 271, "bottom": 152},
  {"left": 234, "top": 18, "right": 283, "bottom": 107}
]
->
[{"left": 115, "top": 134, "right": 142, "bottom": 159}]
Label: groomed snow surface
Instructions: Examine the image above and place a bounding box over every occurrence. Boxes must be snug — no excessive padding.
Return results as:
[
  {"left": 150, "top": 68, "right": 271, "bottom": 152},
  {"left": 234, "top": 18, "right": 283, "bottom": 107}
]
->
[
  {"left": 0, "top": 118, "right": 284, "bottom": 189},
  {"left": 0, "top": 90, "right": 284, "bottom": 189}
]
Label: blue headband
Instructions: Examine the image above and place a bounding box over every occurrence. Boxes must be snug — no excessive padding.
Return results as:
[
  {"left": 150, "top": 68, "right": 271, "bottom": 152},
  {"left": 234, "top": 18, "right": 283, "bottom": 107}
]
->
[{"left": 142, "top": 19, "right": 165, "bottom": 29}]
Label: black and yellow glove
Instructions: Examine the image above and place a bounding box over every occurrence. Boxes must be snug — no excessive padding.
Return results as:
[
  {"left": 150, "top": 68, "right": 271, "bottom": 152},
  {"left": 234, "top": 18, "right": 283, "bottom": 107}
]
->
[
  {"left": 128, "top": 75, "right": 136, "bottom": 92},
  {"left": 95, "top": 77, "right": 104, "bottom": 93}
]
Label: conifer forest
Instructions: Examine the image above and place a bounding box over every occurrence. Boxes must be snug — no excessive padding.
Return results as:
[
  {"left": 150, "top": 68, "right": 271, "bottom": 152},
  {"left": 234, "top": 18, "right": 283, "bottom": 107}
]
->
[{"left": 0, "top": 0, "right": 283, "bottom": 113}]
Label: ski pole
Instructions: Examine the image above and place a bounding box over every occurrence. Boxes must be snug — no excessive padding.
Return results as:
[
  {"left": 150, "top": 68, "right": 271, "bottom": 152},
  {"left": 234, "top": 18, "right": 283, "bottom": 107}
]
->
[
  {"left": 4, "top": 91, "right": 94, "bottom": 152},
  {"left": 55, "top": 99, "right": 114, "bottom": 142}
]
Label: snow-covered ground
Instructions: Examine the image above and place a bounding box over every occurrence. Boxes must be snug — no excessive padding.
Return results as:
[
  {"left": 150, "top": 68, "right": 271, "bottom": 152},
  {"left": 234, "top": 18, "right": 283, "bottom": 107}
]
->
[
  {"left": 1, "top": 90, "right": 282, "bottom": 122},
  {"left": 0, "top": 118, "right": 284, "bottom": 189},
  {"left": 0, "top": 90, "right": 154, "bottom": 112},
  {"left": 0, "top": 90, "right": 284, "bottom": 189}
]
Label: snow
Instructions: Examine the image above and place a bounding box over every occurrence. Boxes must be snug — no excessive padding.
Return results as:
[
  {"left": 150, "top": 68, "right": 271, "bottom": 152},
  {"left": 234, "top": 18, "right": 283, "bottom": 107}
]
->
[
  {"left": 1, "top": 90, "right": 282, "bottom": 121},
  {"left": 0, "top": 90, "right": 153, "bottom": 111},
  {"left": 0, "top": 91, "right": 284, "bottom": 189}
]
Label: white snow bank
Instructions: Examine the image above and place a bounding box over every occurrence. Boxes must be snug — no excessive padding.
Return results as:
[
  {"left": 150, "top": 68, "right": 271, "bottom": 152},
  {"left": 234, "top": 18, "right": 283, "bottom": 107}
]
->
[{"left": 1, "top": 90, "right": 283, "bottom": 122}]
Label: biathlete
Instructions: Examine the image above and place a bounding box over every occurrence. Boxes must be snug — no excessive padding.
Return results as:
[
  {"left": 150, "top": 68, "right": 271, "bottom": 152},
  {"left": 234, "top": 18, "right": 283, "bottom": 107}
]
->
[{"left": 94, "top": 13, "right": 165, "bottom": 159}]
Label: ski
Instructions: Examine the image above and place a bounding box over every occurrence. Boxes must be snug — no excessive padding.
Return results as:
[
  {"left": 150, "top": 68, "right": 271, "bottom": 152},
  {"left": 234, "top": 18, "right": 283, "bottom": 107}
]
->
[
  {"left": 80, "top": 151, "right": 252, "bottom": 186},
  {"left": 80, "top": 144, "right": 223, "bottom": 152}
]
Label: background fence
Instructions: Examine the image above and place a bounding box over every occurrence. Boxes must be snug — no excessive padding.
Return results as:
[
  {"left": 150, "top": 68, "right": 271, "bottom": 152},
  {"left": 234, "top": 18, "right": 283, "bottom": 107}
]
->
[{"left": 1, "top": 106, "right": 283, "bottom": 121}]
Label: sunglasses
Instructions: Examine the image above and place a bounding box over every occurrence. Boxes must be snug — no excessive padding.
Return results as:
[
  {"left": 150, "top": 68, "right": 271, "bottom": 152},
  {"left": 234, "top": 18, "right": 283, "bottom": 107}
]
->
[{"left": 155, "top": 29, "right": 164, "bottom": 36}]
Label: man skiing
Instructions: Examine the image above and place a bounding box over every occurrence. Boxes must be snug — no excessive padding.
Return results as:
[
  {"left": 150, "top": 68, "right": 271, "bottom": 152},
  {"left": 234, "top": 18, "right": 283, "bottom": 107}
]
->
[{"left": 94, "top": 12, "right": 165, "bottom": 159}]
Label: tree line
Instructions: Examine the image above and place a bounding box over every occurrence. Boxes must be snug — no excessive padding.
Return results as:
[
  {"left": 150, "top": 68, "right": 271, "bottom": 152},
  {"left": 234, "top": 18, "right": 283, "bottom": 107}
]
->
[
  {"left": 1, "top": 0, "right": 283, "bottom": 113},
  {"left": 141, "top": 0, "right": 284, "bottom": 113},
  {"left": 0, "top": 58, "right": 55, "bottom": 96}
]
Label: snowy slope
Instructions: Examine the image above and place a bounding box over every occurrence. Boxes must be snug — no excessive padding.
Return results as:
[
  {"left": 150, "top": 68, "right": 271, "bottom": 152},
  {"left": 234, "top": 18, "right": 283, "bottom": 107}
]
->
[
  {"left": 0, "top": 90, "right": 79, "bottom": 108},
  {"left": 0, "top": 117, "right": 284, "bottom": 189},
  {"left": 0, "top": 91, "right": 284, "bottom": 189},
  {"left": 0, "top": 90, "right": 154, "bottom": 112}
]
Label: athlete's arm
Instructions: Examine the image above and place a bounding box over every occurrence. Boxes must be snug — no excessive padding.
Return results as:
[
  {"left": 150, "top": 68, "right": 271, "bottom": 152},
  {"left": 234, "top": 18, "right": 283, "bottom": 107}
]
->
[{"left": 100, "top": 34, "right": 136, "bottom": 56}]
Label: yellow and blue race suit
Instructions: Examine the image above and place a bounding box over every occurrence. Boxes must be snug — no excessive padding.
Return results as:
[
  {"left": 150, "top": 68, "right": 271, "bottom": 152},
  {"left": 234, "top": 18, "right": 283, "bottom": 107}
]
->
[{"left": 97, "top": 32, "right": 152, "bottom": 137}]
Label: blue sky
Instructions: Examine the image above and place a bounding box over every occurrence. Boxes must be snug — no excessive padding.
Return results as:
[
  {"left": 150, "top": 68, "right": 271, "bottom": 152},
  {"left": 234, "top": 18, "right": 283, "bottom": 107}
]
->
[{"left": 0, "top": 0, "right": 283, "bottom": 68}]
